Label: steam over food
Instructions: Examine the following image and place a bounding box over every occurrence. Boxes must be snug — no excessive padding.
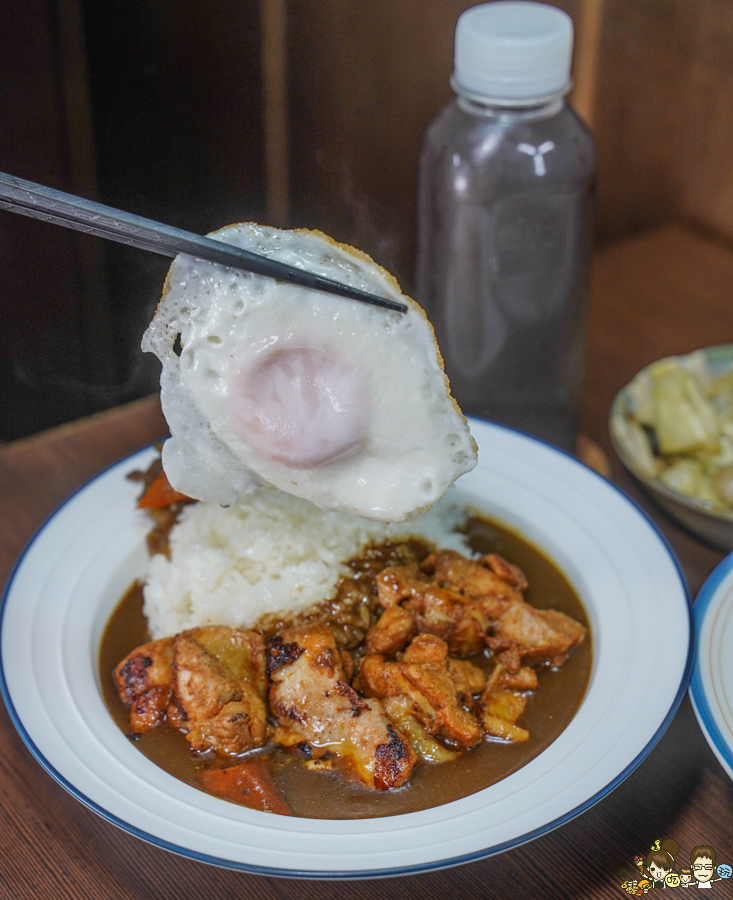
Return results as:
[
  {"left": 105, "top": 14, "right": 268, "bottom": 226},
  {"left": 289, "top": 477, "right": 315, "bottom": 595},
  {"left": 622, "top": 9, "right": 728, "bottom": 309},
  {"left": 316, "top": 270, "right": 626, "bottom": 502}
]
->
[{"left": 142, "top": 224, "right": 477, "bottom": 522}]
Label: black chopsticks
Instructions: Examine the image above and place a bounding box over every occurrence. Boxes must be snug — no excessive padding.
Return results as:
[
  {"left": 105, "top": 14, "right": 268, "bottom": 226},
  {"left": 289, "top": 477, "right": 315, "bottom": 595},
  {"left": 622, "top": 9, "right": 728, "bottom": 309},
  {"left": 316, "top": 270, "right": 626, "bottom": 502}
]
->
[{"left": 0, "top": 172, "right": 408, "bottom": 314}]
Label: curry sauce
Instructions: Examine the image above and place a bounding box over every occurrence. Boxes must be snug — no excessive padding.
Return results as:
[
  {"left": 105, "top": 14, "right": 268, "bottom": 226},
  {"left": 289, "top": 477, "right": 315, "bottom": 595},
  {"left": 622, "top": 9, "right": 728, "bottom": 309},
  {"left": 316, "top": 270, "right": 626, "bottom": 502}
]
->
[{"left": 99, "top": 515, "right": 591, "bottom": 819}]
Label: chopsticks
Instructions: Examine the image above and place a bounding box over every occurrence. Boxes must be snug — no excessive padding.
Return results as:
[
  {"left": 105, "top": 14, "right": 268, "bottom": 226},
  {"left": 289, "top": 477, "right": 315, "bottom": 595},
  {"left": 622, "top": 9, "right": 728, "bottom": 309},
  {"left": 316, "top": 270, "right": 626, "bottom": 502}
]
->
[{"left": 0, "top": 172, "right": 408, "bottom": 314}]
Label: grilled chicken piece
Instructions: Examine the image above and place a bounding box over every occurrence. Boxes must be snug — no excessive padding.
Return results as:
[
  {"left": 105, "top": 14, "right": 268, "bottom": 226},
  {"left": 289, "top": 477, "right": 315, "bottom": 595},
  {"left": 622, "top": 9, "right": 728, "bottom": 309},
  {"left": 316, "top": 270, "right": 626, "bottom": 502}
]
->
[
  {"left": 484, "top": 554, "right": 529, "bottom": 590},
  {"left": 491, "top": 603, "right": 586, "bottom": 667},
  {"left": 170, "top": 632, "right": 267, "bottom": 755},
  {"left": 448, "top": 658, "right": 488, "bottom": 707},
  {"left": 482, "top": 661, "right": 537, "bottom": 696},
  {"left": 499, "top": 665, "right": 538, "bottom": 691},
  {"left": 422, "top": 550, "right": 524, "bottom": 619},
  {"left": 402, "top": 634, "right": 487, "bottom": 714},
  {"left": 480, "top": 695, "right": 529, "bottom": 742},
  {"left": 184, "top": 626, "right": 267, "bottom": 701},
  {"left": 360, "top": 636, "right": 481, "bottom": 749},
  {"left": 114, "top": 637, "right": 174, "bottom": 733},
  {"left": 340, "top": 648, "right": 355, "bottom": 683},
  {"left": 488, "top": 642, "right": 522, "bottom": 673},
  {"left": 365, "top": 605, "right": 417, "bottom": 656},
  {"left": 401, "top": 632, "right": 450, "bottom": 667},
  {"left": 376, "top": 563, "right": 431, "bottom": 608},
  {"left": 476, "top": 662, "right": 535, "bottom": 742},
  {"left": 382, "top": 697, "right": 459, "bottom": 763},
  {"left": 420, "top": 550, "right": 585, "bottom": 667},
  {"left": 403, "top": 585, "right": 488, "bottom": 657},
  {"left": 267, "top": 624, "right": 416, "bottom": 790}
]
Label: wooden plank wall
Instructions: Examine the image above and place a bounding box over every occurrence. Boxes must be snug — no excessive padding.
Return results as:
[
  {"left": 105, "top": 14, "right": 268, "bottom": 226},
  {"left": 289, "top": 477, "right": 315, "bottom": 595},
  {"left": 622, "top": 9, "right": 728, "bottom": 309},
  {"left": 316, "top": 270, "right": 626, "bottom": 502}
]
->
[
  {"left": 1, "top": 0, "right": 266, "bottom": 439},
  {"left": 592, "top": 0, "right": 733, "bottom": 243},
  {"left": 0, "top": 0, "right": 113, "bottom": 438}
]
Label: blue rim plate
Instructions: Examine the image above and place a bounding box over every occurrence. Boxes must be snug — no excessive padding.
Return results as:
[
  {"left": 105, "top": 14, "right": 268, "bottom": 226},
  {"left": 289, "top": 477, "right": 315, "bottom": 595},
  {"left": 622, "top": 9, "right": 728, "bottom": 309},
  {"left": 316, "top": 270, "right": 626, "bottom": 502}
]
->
[
  {"left": 690, "top": 552, "right": 733, "bottom": 780},
  {"left": 0, "top": 419, "right": 692, "bottom": 878}
]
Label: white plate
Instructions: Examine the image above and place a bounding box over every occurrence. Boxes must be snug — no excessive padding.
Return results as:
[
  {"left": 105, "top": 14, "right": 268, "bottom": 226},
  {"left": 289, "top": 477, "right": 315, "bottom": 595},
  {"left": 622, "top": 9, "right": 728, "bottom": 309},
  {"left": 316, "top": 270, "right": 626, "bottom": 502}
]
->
[
  {"left": 690, "top": 553, "right": 733, "bottom": 780},
  {"left": 0, "top": 419, "right": 692, "bottom": 878}
]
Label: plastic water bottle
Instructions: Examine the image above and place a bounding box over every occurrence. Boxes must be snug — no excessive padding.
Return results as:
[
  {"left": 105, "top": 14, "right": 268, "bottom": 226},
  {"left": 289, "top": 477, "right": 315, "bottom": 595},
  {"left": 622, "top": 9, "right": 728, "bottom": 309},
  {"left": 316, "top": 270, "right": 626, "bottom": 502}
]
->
[{"left": 415, "top": 1, "right": 596, "bottom": 451}]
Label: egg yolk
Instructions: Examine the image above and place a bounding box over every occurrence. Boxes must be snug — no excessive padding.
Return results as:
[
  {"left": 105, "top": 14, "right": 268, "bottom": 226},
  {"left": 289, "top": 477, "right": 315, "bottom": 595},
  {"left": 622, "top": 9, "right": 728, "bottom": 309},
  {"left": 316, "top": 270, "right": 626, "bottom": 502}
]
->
[{"left": 230, "top": 347, "right": 368, "bottom": 468}]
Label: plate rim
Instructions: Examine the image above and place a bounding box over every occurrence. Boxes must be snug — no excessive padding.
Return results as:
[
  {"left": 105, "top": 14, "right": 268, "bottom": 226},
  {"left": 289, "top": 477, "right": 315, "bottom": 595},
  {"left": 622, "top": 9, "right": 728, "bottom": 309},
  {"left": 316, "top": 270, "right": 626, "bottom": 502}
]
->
[
  {"left": 689, "top": 551, "right": 733, "bottom": 779},
  {"left": 0, "top": 421, "right": 694, "bottom": 880}
]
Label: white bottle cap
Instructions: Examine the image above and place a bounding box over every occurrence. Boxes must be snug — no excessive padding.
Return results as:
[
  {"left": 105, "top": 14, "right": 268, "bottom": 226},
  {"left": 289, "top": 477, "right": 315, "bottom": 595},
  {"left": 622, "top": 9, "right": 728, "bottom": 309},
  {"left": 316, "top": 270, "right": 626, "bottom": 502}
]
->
[{"left": 453, "top": 1, "right": 573, "bottom": 105}]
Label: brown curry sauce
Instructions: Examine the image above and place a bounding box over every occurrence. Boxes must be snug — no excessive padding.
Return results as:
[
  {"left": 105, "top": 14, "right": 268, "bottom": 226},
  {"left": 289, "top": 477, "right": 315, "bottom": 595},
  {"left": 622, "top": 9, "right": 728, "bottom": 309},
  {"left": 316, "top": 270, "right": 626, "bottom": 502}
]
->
[{"left": 99, "top": 515, "right": 591, "bottom": 819}]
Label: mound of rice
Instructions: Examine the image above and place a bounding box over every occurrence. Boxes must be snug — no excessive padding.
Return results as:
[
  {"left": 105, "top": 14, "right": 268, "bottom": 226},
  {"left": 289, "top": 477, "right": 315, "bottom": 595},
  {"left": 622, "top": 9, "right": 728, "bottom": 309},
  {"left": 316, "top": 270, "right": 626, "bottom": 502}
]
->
[{"left": 143, "top": 487, "right": 470, "bottom": 639}]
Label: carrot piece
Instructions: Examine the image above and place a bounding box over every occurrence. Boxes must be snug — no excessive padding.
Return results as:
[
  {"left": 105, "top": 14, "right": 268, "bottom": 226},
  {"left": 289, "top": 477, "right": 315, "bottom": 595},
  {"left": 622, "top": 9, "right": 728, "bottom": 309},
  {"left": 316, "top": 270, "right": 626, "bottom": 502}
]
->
[
  {"left": 137, "top": 470, "right": 190, "bottom": 509},
  {"left": 200, "top": 762, "right": 292, "bottom": 815}
]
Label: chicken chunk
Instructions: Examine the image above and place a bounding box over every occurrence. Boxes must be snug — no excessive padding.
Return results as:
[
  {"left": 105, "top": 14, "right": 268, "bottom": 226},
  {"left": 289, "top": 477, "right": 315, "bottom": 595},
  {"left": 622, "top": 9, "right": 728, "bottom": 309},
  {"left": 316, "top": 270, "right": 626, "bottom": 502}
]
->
[
  {"left": 114, "top": 637, "right": 174, "bottom": 733},
  {"left": 423, "top": 549, "right": 525, "bottom": 618},
  {"left": 480, "top": 702, "right": 530, "bottom": 742},
  {"left": 184, "top": 625, "right": 267, "bottom": 701},
  {"left": 365, "top": 604, "right": 417, "bottom": 656},
  {"left": 360, "top": 637, "right": 481, "bottom": 749},
  {"left": 381, "top": 697, "right": 459, "bottom": 763},
  {"left": 169, "top": 632, "right": 267, "bottom": 755},
  {"left": 267, "top": 624, "right": 416, "bottom": 790},
  {"left": 403, "top": 585, "right": 488, "bottom": 657},
  {"left": 484, "top": 553, "right": 528, "bottom": 591},
  {"left": 376, "top": 563, "right": 431, "bottom": 608},
  {"left": 482, "top": 661, "right": 537, "bottom": 695},
  {"left": 401, "top": 634, "right": 486, "bottom": 711},
  {"left": 476, "top": 662, "right": 534, "bottom": 743},
  {"left": 448, "top": 658, "right": 488, "bottom": 707},
  {"left": 402, "top": 632, "right": 450, "bottom": 667},
  {"left": 499, "top": 666, "right": 538, "bottom": 691},
  {"left": 491, "top": 603, "right": 587, "bottom": 667}
]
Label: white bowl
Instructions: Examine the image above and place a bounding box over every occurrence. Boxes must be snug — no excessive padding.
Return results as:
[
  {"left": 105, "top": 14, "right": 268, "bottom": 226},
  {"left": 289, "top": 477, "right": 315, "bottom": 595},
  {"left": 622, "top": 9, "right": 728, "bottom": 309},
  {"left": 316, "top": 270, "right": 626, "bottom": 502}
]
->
[
  {"left": 610, "top": 345, "right": 733, "bottom": 551},
  {"left": 0, "top": 419, "right": 692, "bottom": 878}
]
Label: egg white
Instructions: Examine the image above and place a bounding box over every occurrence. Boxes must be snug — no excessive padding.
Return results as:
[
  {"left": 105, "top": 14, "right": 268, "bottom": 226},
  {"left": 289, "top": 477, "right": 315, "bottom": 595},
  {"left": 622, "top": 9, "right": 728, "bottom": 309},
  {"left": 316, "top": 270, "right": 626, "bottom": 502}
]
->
[{"left": 142, "top": 224, "right": 477, "bottom": 521}]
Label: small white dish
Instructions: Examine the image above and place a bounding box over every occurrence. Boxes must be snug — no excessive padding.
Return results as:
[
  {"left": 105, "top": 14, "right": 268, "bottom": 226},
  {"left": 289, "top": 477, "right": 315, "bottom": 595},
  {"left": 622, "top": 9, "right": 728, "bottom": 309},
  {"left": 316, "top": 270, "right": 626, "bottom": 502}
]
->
[
  {"left": 610, "top": 345, "right": 733, "bottom": 551},
  {"left": 0, "top": 419, "right": 692, "bottom": 878},
  {"left": 690, "top": 553, "right": 733, "bottom": 781}
]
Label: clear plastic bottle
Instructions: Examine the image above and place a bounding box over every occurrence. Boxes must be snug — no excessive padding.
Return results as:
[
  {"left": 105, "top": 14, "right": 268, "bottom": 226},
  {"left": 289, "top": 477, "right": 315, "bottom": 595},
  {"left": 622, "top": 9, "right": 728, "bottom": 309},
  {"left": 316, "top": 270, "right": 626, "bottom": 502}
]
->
[{"left": 415, "top": 1, "right": 596, "bottom": 451}]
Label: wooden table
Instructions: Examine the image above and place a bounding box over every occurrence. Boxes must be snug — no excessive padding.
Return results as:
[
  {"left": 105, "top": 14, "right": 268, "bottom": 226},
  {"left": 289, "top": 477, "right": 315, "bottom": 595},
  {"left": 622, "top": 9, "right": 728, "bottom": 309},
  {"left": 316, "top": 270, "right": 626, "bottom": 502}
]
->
[{"left": 1, "top": 225, "right": 732, "bottom": 899}]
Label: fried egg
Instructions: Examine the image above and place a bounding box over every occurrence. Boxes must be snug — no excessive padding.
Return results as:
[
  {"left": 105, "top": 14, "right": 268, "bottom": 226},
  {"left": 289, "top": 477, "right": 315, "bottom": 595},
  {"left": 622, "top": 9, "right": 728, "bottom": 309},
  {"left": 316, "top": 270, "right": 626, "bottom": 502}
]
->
[{"left": 142, "top": 224, "right": 477, "bottom": 521}]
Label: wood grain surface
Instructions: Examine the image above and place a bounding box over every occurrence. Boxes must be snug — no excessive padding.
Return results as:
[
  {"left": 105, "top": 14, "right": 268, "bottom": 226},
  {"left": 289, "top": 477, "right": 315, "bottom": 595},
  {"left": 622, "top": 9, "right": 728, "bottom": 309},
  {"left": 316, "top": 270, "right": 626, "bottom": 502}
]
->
[{"left": 1, "top": 226, "right": 732, "bottom": 898}]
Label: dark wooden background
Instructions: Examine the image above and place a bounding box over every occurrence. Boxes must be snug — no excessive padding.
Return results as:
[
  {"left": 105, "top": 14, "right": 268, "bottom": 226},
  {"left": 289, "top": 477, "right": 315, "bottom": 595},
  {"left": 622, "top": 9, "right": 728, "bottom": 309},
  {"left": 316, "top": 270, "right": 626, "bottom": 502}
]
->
[{"left": 2, "top": 0, "right": 733, "bottom": 439}]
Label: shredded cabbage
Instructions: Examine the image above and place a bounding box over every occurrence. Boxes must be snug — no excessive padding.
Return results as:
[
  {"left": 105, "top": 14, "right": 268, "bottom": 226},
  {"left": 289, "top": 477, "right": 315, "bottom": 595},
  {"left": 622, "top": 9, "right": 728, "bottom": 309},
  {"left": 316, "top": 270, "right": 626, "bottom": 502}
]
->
[
  {"left": 652, "top": 370, "right": 718, "bottom": 454},
  {"left": 615, "top": 355, "right": 733, "bottom": 512}
]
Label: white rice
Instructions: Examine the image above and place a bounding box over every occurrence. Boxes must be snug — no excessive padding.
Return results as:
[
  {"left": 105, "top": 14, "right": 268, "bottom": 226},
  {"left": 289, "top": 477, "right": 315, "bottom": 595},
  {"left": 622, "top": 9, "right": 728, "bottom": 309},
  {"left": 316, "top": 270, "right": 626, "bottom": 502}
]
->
[{"left": 143, "top": 487, "right": 471, "bottom": 639}]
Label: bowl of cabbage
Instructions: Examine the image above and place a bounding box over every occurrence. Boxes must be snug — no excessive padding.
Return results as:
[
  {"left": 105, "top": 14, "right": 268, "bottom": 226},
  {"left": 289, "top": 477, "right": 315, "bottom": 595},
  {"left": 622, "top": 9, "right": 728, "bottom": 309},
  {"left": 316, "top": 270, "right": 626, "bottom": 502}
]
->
[{"left": 610, "top": 345, "right": 733, "bottom": 551}]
